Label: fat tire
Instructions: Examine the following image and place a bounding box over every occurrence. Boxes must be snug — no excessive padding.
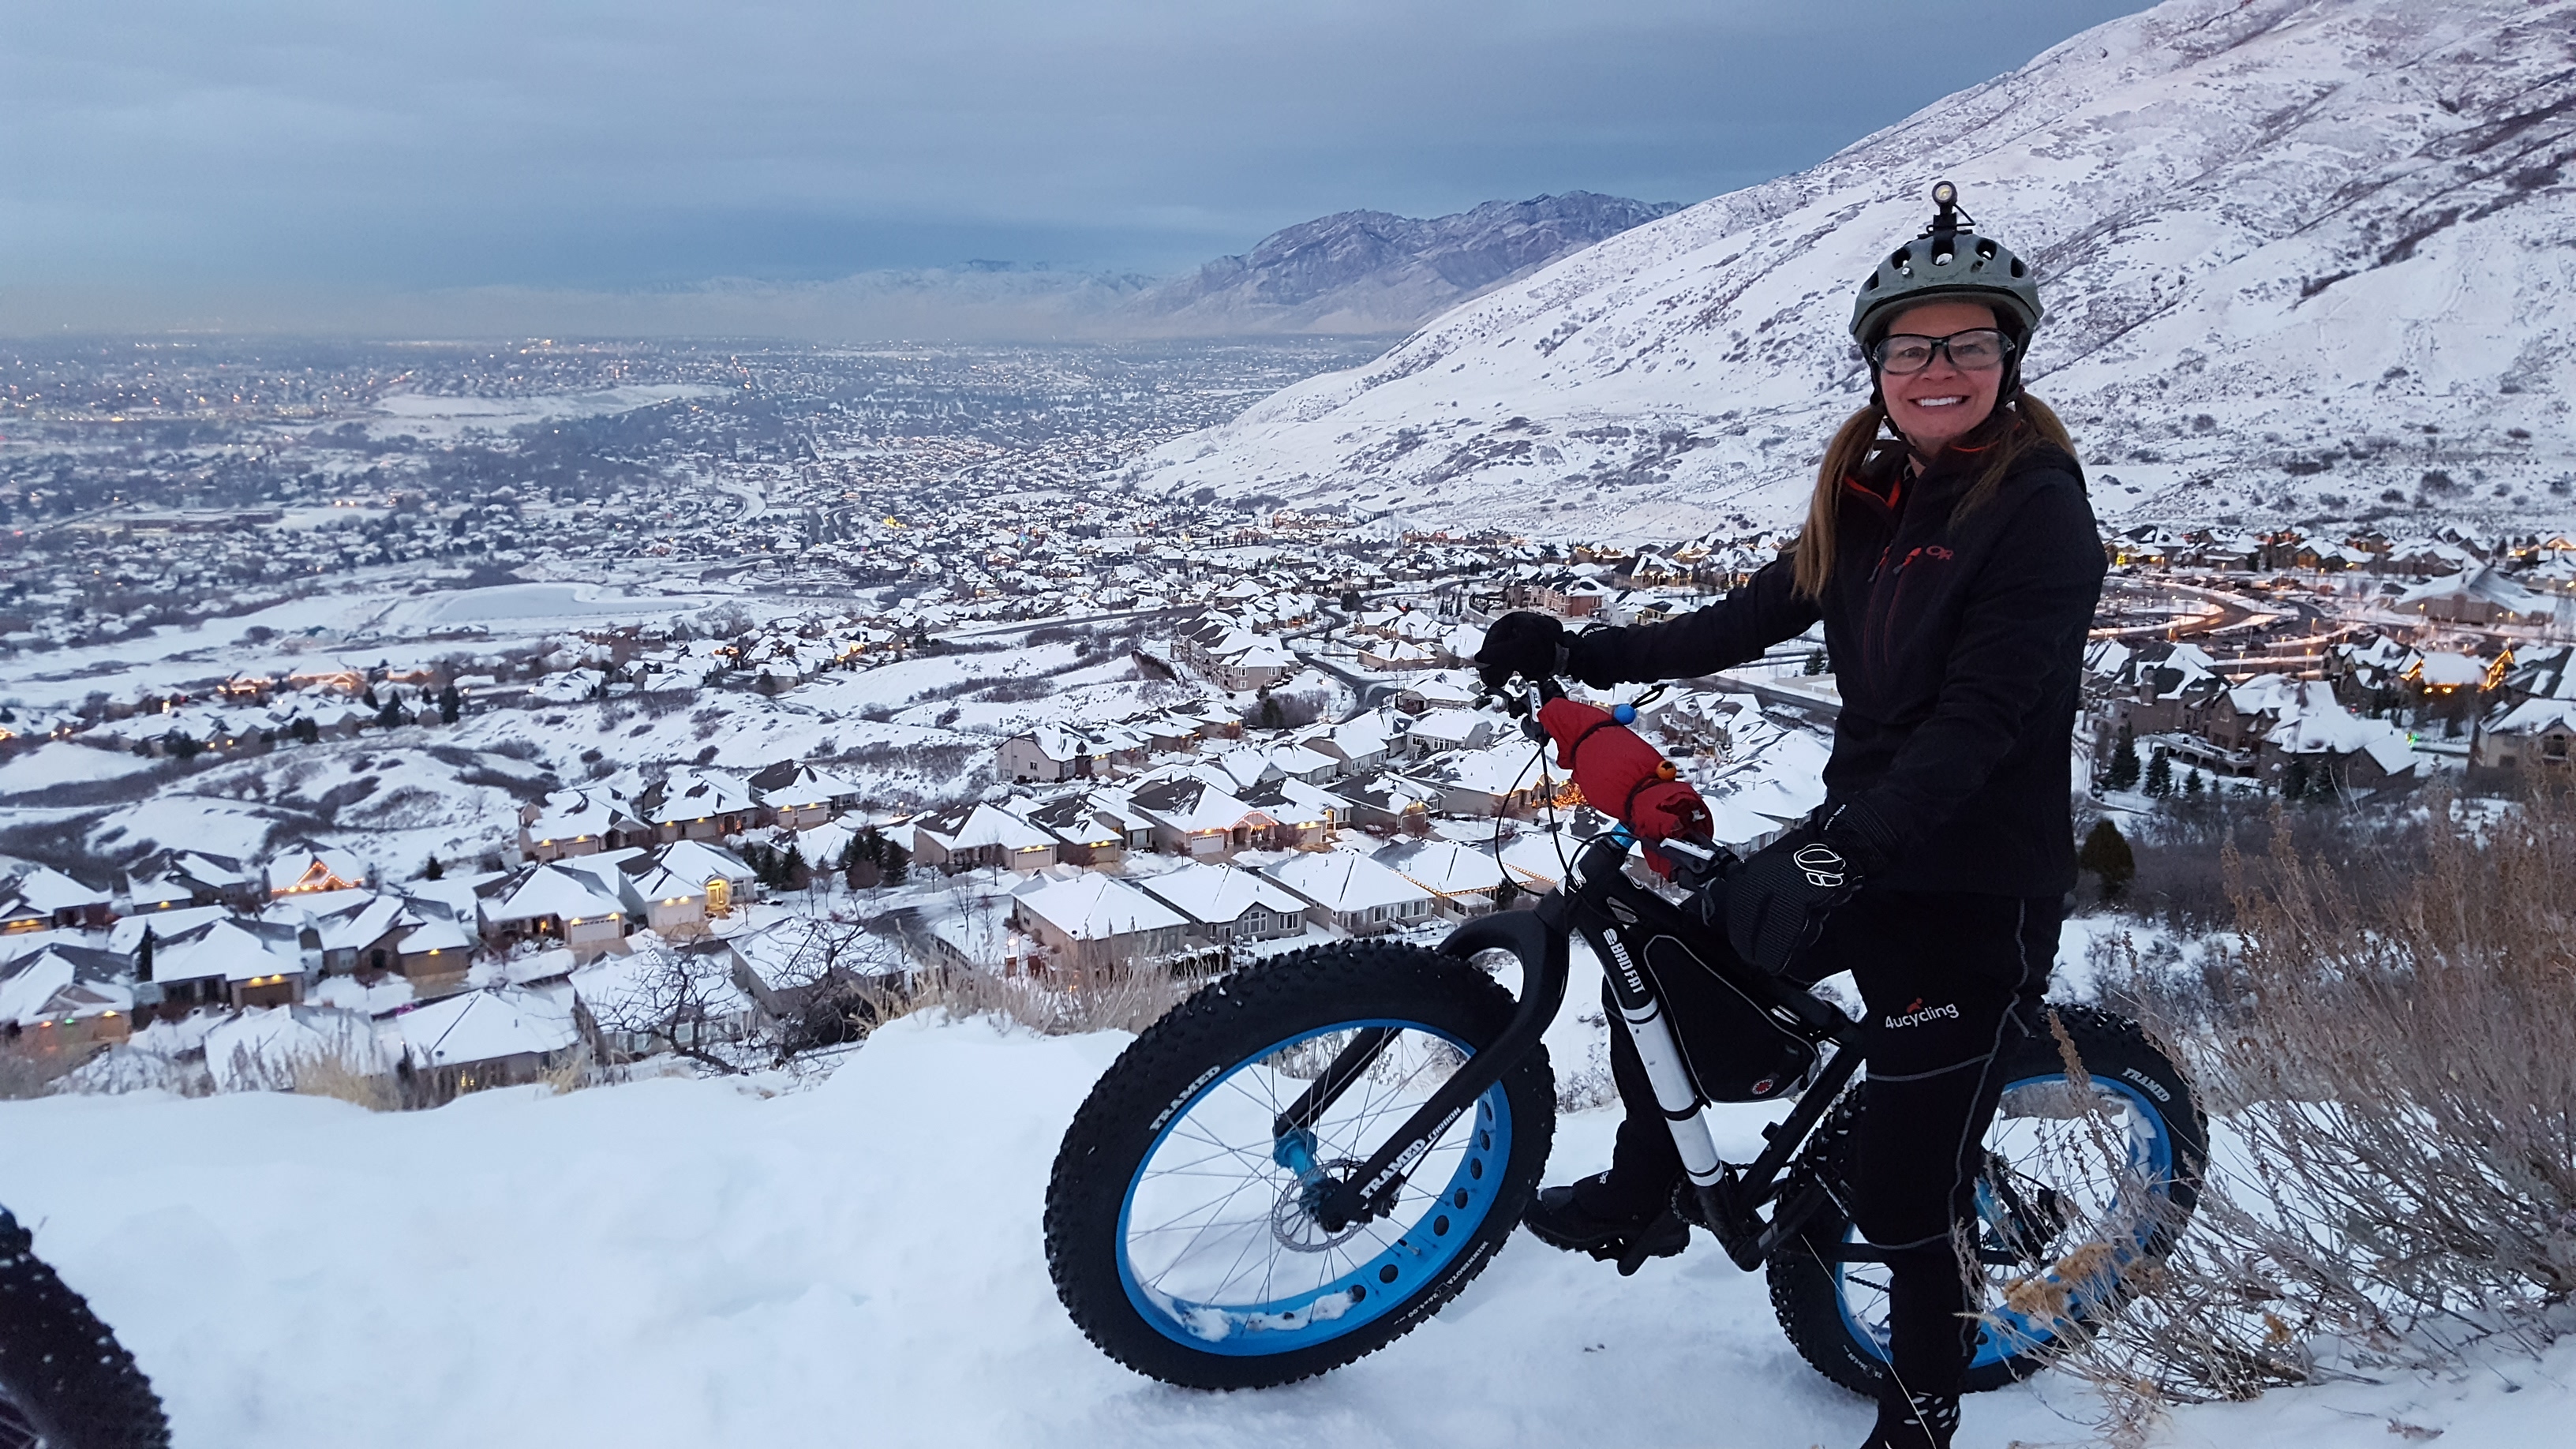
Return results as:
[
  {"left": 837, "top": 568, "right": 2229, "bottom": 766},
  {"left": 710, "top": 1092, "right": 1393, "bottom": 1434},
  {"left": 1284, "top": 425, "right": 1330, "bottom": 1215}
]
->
[
  {"left": 1765, "top": 1003, "right": 2208, "bottom": 1398},
  {"left": 1044, "top": 941, "right": 1554, "bottom": 1390},
  {"left": 0, "top": 1209, "right": 170, "bottom": 1449}
]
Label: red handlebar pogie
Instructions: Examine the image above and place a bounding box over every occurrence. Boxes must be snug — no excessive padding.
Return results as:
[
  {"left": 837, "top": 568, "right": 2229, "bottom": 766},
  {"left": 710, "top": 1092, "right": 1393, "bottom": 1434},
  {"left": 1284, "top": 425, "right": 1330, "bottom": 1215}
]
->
[{"left": 1535, "top": 698, "right": 1711, "bottom": 862}]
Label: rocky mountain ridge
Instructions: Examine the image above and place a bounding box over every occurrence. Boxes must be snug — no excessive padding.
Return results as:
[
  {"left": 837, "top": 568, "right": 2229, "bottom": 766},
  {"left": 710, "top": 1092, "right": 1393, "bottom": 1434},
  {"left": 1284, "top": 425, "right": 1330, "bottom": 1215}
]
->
[{"left": 1124, "top": 193, "right": 1679, "bottom": 336}]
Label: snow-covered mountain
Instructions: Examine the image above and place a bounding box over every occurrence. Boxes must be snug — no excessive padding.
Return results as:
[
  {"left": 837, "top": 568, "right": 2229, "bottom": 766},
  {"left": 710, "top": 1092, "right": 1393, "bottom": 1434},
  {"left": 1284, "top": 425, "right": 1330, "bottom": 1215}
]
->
[
  {"left": 1136, "top": 0, "right": 2576, "bottom": 537},
  {"left": 1124, "top": 193, "right": 1679, "bottom": 336}
]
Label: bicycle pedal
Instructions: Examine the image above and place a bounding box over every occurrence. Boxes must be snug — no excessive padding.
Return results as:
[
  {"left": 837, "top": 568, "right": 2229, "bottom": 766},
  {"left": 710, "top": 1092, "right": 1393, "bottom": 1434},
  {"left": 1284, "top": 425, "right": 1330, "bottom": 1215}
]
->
[{"left": 1612, "top": 1211, "right": 1690, "bottom": 1276}]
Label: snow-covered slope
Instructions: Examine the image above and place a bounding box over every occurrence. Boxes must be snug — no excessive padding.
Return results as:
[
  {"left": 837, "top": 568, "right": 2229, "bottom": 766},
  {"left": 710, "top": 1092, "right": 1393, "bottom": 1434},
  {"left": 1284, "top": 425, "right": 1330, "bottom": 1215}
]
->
[
  {"left": 3, "top": 1013, "right": 2569, "bottom": 1447},
  {"left": 1137, "top": 0, "right": 2576, "bottom": 537}
]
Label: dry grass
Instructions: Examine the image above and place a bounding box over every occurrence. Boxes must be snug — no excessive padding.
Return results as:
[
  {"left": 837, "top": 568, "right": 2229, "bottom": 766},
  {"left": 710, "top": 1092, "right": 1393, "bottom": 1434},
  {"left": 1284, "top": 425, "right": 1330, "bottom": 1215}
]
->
[
  {"left": 2003, "top": 788, "right": 2576, "bottom": 1441},
  {"left": 290, "top": 1053, "right": 400, "bottom": 1112},
  {"left": 871, "top": 960, "right": 1196, "bottom": 1037}
]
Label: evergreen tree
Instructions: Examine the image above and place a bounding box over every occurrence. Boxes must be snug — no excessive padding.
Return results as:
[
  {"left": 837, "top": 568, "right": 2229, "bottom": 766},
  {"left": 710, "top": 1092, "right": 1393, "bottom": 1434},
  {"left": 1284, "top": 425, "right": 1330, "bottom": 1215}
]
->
[
  {"left": 783, "top": 839, "right": 810, "bottom": 890},
  {"left": 2144, "top": 745, "right": 2174, "bottom": 798},
  {"left": 167, "top": 731, "right": 200, "bottom": 762},
  {"left": 2183, "top": 768, "right": 2203, "bottom": 799},
  {"left": 377, "top": 692, "right": 405, "bottom": 729},
  {"left": 1339, "top": 590, "right": 1363, "bottom": 612},
  {"left": 439, "top": 683, "right": 462, "bottom": 724},
  {"left": 1492, "top": 877, "right": 1521, "bottom": 912},
  {"left": 423, "top": 856, "right": 444, "bottom": 881},
  {"left": 362, "top": 686, "right": 380, "bottom": 708},
  {"left": 136, "top": 927, "right": 154, "bottom": 985},
  {"left": 2076, "top": 818, "right": 2136, "bottom": 902},
  {"left": 2282, "top": 758, "right": 2310, "bottom": 801},
  {"left": 1802, "top": 648, "right": 1828, "bottom": 676},
  {"left": 291, "top": 715, "right": 320, "bottom": 745},
  {"left": 2106, "top": 723, "right": 2141, "bottom": 792},
  {"left": 1258, "top": 694, "right": 1285, "bottom": 730},
  {"left": 881, "top": 841, "right": 911, "bottom": 887}
]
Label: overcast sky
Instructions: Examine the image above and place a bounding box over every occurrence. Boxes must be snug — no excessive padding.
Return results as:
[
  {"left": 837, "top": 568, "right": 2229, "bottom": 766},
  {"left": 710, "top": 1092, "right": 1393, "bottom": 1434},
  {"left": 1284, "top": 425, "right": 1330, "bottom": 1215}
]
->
[{"left": 1, "top": 0, "right": 2151, "bottom": 334}]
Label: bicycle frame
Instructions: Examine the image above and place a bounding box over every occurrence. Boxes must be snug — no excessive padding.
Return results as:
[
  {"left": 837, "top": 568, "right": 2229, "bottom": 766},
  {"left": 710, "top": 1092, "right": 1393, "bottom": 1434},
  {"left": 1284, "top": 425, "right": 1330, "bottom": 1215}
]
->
[{"left": 1296, "top": 827, "right": 1865, "bottom": 1270}]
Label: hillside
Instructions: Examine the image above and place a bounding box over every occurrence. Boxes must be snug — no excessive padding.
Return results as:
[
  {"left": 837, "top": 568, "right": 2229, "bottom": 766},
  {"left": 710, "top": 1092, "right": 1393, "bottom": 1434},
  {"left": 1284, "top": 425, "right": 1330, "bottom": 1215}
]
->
[
  {"left": 1133, "top": 0, "right": 2576, "bottom": 538},
  {"left": 1124, "top": 193, "right": 1679, "bottom": 336}
]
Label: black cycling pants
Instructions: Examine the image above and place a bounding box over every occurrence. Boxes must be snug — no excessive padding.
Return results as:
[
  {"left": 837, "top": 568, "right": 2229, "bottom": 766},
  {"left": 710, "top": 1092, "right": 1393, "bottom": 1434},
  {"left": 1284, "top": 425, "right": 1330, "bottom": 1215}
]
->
[{"left": 1601, "top": 887, "right": 2057, "bottom": 1398}]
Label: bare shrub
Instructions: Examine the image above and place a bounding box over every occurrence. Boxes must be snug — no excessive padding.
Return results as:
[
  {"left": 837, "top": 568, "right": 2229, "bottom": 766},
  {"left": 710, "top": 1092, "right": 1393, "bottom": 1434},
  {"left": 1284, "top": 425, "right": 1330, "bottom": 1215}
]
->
[
  {"left": 0, "top": 1047, "right": 89, "bottom": 1101},
  {"left": 2016, "top": 790, "right": 2576, "bottom": 1436},
  {"left": 979, "top": 676, "right": 1056, "bottom": 703},
  {"left": 291, "top": 1053, "right": 399, "bottom": 1111}
]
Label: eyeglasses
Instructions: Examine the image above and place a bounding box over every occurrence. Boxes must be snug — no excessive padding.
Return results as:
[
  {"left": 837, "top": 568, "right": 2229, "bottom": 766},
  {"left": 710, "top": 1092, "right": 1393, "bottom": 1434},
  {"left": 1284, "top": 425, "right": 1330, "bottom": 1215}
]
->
[{"left": 1871, "top": 328, "right": 2014, "bottom": 375}]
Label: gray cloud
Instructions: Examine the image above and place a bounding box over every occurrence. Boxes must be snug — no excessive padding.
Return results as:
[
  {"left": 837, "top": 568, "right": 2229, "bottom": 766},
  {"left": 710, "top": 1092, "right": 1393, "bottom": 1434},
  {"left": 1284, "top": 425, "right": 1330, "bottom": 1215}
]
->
[{"left": 0, "top": 0, "right": 2151, "bottom": 332}]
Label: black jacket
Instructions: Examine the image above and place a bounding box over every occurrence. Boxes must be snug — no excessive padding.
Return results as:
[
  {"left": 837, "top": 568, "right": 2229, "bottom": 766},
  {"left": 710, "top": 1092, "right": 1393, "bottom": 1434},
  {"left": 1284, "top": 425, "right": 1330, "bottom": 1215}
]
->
[{"left": 1579, "top": 436, "right": 2104, "bottom": 897}]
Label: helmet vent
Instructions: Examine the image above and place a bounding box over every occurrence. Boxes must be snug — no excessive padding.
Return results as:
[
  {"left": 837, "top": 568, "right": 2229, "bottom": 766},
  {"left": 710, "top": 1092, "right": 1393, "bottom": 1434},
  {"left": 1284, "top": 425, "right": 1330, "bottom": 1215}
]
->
[
  {"left": 1933, "top": 249, "right": 1953, "bottom": 267},
  {"left": 2009, "top": 257, "right": 2027, "bottom": 278},
  {"left": 1976, "top": 239, "right": 1998, "bottom": 260}
]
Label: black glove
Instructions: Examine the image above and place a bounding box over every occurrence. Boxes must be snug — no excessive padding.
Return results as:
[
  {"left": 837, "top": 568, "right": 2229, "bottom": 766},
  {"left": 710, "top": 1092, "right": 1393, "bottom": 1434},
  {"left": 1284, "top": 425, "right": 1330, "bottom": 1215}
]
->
[
  {"left": 1475, "top": 611, "right": 1567, "bottom": 691},
  {"left": 1721, "top": 815, "right": 1881, "bottom": 975}
]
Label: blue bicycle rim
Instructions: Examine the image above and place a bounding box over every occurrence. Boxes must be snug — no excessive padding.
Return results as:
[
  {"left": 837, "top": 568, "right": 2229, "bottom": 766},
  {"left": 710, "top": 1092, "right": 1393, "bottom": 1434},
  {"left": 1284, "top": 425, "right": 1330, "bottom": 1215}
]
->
[
  {"left": 1832, "top": 1073, "right": 2181, "bottom": 1370},
  {"left": 1114, "top": 1019, "right": 1514, "bottom": 1357}
]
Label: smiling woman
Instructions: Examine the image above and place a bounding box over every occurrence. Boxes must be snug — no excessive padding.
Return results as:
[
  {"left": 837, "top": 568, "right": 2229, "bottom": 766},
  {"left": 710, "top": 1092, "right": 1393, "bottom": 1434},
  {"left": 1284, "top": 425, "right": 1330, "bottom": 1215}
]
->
[{"left": 0, "top": 0, "right": 2154, "bottom": 333}]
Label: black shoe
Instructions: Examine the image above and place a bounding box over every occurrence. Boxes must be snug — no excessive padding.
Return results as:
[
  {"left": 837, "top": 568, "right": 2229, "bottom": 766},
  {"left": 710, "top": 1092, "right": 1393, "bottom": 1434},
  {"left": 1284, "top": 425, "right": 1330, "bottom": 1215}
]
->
[
  {"left": 1522, "top": 1172, "right": 1690, "bottom": 1275},
  {"left": 1858, "top": 1391, "right": 1959, "bottom": 1449}
]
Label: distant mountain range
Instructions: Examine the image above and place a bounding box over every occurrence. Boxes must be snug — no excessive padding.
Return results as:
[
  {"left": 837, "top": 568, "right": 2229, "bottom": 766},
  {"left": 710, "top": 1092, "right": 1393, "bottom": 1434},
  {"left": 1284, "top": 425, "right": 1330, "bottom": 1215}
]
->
[
  {"left": 391, "top": 194, "right": 1676, "bottom": 343},
  {"left": 1136, "top": 0, "right": 2576, "bottom": 537},
  {"left": 1121, "top": 194, "right": 1681, "bottom": 336}
]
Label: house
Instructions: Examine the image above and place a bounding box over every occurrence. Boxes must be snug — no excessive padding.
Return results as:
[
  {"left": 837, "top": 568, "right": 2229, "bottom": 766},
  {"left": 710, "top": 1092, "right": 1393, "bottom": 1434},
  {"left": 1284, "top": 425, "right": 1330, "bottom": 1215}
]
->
[
  {"left": 613, "top": 840, "right": 759, "bottom": 937},
  {"left": 144, "top": 919, "right": 310, "bottom": 1013},
  {"left": 570, "top": 939, "right": 758, "bottom": 1062},
  {"left": 1133, "top": 862, "right": 1312, "bottom": 945},
  {"left": 1231, "top": 777, "right": 1341, "bottom": 848},
  {"left": 298, "top": 893, "right": 418, "bottom": 976},
  {"left": 1302, "top": 712, "right": 1395, "bottom": 776},
  {"left": 1010, "top": 873, "right": 1191, "bottom": 971},
  {"left": 748, "top": 760, "right": 869, "bottom": 828},
  {"left": 2476, "top": 697, "right": 2576, "bottom": 773},
  {"left": 0, "top": 944, "right": 134, "bottom": 1055},
  {"left": 477, "top": 863, "right": 633, "bottom": 957},
  {"left": 995, "top": 727, "right": 1104, "bottom": 784},
  {"left": 636, "top": 769, "right": 760, "bottom": 841},
  {"left": 1410, "top": 743, "right": 1546, "bottom": 818},
  {"left": 1016, "top": 793, "right": 1133, "bottom": 867},
  {"left": 1127, "top": 776, "right": 1299, "bottom": 857},
  {"left": 126, "top": 852, "right": 262, "bottom": 912},
  {"left": 519, "top": 788, "right": 651, "bottom": 860},
  {"left": 392, "top": 985, "right": 581, "bottom": 1094},
  {"left": 6, "top": 867, "right": 115, "bottom": 930},
  {"left": 2394, "top": 566, "right": 2548, "bottom": 624},
  {"left": 1336, "top": 773, "right": 1436, "bottom": 835},
  {"left": 391, "top": 908, "right": 478, "bottom": 995},
  {"left": 911, "top": 802, "right": 1061, "bottom": 874},
  {"left": 1405, "top": 708, "right": 1496, "bottom": 758},
  {"left": 1371, "top": 839, "right": 1516, "bottom": 918},
  {"left": 268, "top": 844, "right": 371, "bottom": 898},
  {"left": 1260, "top": 851, "right": 1437, "bottom": 935}
]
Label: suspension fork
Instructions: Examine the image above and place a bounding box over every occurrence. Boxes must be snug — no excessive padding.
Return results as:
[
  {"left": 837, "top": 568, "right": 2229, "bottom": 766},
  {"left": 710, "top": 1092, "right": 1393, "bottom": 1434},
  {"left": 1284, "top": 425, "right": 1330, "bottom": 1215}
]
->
[{"left": 1586, "top": 922, "right": 1729, "bottom": 1218}]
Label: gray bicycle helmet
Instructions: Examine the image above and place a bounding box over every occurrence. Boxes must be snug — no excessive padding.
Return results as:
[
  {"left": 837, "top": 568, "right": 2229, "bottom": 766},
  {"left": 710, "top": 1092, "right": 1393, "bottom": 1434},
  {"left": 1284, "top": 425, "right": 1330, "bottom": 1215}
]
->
[{"left": 1849, "top": 181, "right": 2043, "bottom": 346}]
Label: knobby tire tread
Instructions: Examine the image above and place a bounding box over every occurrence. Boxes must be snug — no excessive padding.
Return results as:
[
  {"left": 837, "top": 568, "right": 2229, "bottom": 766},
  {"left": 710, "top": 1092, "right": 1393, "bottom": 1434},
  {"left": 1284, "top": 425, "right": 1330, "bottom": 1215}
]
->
[
  {"left": 0, "top": 1211, "right": 170, "bottom": 1449},
  {"left": 1044, "top": 941, "right": 1554, "bottom": 1391},
  {"left": 1764, "top": 1003, "right": 2209, "bottom": 1398}
]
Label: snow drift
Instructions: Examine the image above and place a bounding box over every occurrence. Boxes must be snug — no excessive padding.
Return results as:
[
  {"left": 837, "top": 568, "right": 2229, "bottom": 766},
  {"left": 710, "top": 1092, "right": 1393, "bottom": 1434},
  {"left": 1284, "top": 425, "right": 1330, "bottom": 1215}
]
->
[{"left": 3, "top": 1012, "right": 2570, "bottom": 1447}]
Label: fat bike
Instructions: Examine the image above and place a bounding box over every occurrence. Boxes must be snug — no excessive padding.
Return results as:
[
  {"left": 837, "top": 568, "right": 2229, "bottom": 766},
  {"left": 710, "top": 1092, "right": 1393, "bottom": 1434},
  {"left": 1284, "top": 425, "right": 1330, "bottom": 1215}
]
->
[
  {"left": 0, "top": 1205, "right": 169, "bottom": 1448},
  {"left": 1043, "top": 682, "right": 2206, "bottom": 1395}
]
